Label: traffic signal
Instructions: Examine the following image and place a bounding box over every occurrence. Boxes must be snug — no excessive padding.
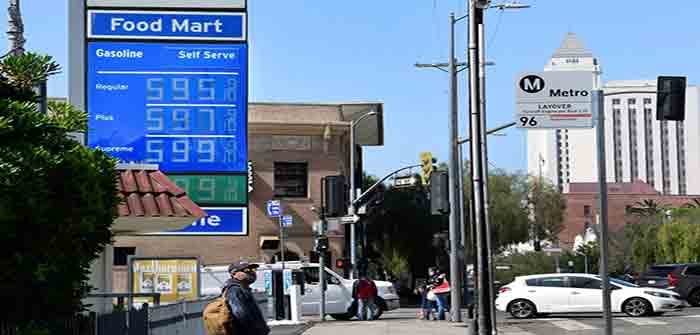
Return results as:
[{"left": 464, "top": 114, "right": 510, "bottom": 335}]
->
[
  {"left": 314, "top": 237, "right": 329, "bottom": 252},
  {"left": 322, "top": 175, "right": 347, "bottom": 217},
  {"left": 336, "top": 258, "right": 350, "bottom": 269},
  {"left": 656, "top": 76, "right": 686, "bottom": 121},
  {"left": 430, "top": 171, "right": 450, "bottom": 215},
  {"left": 420, "top": 152, "right": 436, "bottom": 185}
]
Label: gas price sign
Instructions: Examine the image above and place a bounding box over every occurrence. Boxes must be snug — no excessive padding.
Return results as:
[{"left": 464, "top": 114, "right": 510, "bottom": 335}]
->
[{"left": 87, "top": 41, "right": 248, "bottom": 173}]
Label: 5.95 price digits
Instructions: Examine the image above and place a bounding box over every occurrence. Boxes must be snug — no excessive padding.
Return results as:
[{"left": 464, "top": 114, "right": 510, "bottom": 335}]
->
[
  {"left": 146, "top": 77, "right": 238, "bottom": 102},
  {"left": 519, "top": 116, "right": 538, "bottom": 127}
]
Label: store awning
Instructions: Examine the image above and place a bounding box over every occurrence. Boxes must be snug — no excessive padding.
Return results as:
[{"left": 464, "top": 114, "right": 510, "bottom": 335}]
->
[{"left": 112, "top": 164, "right": 207, "bottom": 235}]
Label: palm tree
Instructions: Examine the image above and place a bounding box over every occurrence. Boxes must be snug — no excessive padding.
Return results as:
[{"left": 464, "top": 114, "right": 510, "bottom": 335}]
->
[
  {"left": 683, "top": 198, "right": 700, "bottom": 209},
  {"left": 627, "top": 199, "right": 669, "bottom": 218},
  {"left": 7, "top": 0, "right": 25, "bottom": 56}
]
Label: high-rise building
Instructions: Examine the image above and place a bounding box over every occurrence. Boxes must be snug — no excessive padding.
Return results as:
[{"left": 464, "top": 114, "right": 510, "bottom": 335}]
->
[{"left": 527, "top": 33, "right": 700, "bottom": 195}]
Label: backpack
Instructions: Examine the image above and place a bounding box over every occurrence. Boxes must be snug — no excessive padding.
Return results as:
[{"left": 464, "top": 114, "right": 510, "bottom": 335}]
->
[{"left": 203, "top": 287, "right": 234, "bottom": 335}]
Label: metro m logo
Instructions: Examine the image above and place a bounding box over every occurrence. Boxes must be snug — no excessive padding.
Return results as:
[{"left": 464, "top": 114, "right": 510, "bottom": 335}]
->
[{"left": 520, "top": 75, "right": 545, "bottom": 93}]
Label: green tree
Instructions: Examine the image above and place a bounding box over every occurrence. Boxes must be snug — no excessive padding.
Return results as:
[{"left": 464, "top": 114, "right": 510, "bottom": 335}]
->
[
  {"left": 529, "top": 176, "right": 566, "bottom": 250},
  {"left": 487, "top": 170, "right": 530, "bottom": 251},
  {"left": 0, "top": 53, "right": 119, "bottom": 331}
]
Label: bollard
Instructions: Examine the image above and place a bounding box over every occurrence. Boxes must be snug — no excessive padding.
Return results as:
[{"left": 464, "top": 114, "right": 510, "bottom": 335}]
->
[
  {"left": 466, "top": 317, "right": 477, "bottom": 335},
  {"left": 289, "top": 285, "right": 303, "bottom": 322}
]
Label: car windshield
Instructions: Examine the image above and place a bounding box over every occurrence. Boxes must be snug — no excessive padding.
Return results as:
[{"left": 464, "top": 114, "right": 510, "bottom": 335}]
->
[{"left": 646, "top": 265, "right": 681, "bottom": 276}]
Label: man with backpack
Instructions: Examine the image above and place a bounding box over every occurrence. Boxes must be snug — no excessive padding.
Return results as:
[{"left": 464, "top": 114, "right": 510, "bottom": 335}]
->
[{"left": 203, "top": 261, "right": 270, "bottom": 335}]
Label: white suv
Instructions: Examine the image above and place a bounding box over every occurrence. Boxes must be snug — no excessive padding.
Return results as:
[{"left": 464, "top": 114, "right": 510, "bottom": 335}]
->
[
  {"left": 201, "top": 261, "right": 400, "bottom": 320},
  {"left": 495, "top": 273, "right": 687, "bottom": 318}
]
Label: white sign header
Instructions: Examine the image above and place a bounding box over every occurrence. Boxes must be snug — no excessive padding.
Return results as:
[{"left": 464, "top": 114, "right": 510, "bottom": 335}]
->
[{"left": 87, "top": 0, "right": 246, "bottom": 9}]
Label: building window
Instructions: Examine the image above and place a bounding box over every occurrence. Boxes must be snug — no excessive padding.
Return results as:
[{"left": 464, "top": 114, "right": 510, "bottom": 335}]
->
[
  {"left": 660, "top": 121, "right": 670, "bottom": 194},
  {"left": 644, "top": 98, "right": 652, "bottom": 105},
  {"left": 613, "top": 108, "right": 622, "bottom": 182},
  {"left": 628, "top": 98, "right": 636, "bottom": 105},
  {"left": 114, "top": 247, "right": 136, "bottom": 266},
  {"left": 584, "top": 205, "right": 591, "bottom": 217},
  {"left": 677, "top": 122, "right": 687, "bottom": 195},
  {"left": 274, "top": 162, "right": 309, "bottom": 198},
  {"left": 612, "top": 99, "right": 620, "bottom": 105}
]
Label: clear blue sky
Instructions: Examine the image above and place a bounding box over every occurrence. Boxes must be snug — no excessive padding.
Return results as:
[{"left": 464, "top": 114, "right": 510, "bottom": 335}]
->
[{"left": 2, "top": 1, "right": 698, "bottom": 178}]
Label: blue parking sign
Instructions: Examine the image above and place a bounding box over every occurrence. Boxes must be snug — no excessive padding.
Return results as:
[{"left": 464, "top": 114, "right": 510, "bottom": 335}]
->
[{"left": 266, "top": 200, "right": 281, "bottom": 217}]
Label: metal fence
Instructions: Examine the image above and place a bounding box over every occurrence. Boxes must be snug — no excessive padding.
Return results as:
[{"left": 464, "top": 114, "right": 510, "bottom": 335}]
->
[{"left": 1, "top": 294, "right": 269, "bottom": 335}]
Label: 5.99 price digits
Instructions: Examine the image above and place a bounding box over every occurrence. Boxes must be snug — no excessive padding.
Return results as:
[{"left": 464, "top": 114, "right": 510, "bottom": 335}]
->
[{"left": 146, "top": 139, "right": 216, "bottom": 164}]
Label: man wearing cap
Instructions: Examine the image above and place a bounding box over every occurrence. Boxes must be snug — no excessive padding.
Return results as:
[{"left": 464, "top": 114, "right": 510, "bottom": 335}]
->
[{"left": 221, "top": 260, "right": 270, "bottom": 335}]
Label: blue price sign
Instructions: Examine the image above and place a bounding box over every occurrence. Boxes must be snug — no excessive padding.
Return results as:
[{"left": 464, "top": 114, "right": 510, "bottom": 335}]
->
[
  {"left": 147, "top": 207, "right": 247, "bottom": 235},
  {"left": 88, "top": 10, "right": 246, "bottom": 41},
  {"left": 87, "top": 41, "right": 248, "bottom": 173}
]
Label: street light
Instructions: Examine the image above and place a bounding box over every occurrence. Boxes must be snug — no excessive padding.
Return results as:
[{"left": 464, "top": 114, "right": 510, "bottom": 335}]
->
[
  {"left": 490, "top": 2, "right": 531, "bottom": 10},
  {"left": 349, "top": 110, "right": 377, "bottom": 280}
]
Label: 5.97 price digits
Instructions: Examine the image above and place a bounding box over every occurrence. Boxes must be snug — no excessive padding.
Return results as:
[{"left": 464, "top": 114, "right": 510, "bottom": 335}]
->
[
  {"left": 519, "top": 116, "right": 538, "bottom": 127},
  {"left": 146, "top": 77, "right": 238, "bottom": 102}
]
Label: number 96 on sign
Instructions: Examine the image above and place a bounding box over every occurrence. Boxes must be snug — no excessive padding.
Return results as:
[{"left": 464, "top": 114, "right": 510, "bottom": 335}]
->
[{"left": 519, "top": 116, "right": 538, "bottom": 127}]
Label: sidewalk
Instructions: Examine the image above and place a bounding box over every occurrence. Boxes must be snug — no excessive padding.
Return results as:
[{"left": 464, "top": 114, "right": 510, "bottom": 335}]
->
[{"left": 300, "top": 309, "right": 474, "bottom": 335}]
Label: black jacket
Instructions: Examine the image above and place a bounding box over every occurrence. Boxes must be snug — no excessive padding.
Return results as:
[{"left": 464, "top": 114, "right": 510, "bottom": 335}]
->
[{"left": 222, "top": 279, "right": 270, "bottom": 335}]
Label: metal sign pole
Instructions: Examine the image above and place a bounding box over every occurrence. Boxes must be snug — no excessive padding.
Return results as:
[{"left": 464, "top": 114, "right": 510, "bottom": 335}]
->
[
  {"left": 279, "top": 215, "right": 285, "bottom": 271},
  {"left": 319, "top": 236, "right": 326, "bottom": 322},
  {"left": 594, "top": 90, "right": 613, "bottom": 335}
]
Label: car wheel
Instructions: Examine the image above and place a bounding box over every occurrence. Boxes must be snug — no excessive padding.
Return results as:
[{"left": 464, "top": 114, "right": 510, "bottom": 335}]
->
[
  {"left": 508, "top": 299, "right": 537, "bottom": 319},
  {"left": 330, "top": 313, "right": 354, "bottom": 321},
  {"left": 687, "top": 289, "right": 700, "bottom": 307},
  {"left": 623, "top": 297, "right": 651, "bottom": 317}
]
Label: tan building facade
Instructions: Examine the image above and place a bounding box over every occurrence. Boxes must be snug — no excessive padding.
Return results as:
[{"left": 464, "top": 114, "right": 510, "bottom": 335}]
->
[{"left": 112, "top": 102, "right": 384, "bottom": 292}]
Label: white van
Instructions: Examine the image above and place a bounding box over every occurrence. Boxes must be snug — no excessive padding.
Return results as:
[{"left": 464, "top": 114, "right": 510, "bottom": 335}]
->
[{"left": 201, "top": 261, "right": 400, "bottom": 320}]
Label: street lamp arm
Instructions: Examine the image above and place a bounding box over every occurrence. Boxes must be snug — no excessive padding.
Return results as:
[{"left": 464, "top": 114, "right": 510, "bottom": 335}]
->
[
  {"left": 352, "top": 111, "right": 378, "bottom": 128},
  {"left": 352, "top": 164, "right": 421, "bottom": 206},
  {"left": 457, "top": 121, "right": 516, "bottom": 144}
]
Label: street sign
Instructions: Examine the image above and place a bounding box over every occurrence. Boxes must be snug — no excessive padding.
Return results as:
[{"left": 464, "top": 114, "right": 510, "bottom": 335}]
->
[
  {"left": 266, "top": 200, "right": 281, "bottom": 217},
  {"left": 515, "top": 71, "right": 594, "bottom": 129},
  {"left": 340, "top": 215, "right": 360, "bottom": 224},
  {"left": 394, "top": 176, "right": 417, "bottom": 188},
  {"left": 281, "top": 215, "right": 293, "bottom": 228}
]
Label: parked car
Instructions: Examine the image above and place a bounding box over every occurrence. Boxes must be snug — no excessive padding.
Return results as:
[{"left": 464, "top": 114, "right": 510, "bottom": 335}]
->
[
  {"left": 668, "top": 263, "right": 700, "bottom": 306},
  {"left": 495, "top": 273, "right": 686, "bottom": 319},
  {"left": 201, "top": 261, "right": 400, "bottom": 320},
  {"left": 637, "top": 264, "right": 687, "bottom": 288}
]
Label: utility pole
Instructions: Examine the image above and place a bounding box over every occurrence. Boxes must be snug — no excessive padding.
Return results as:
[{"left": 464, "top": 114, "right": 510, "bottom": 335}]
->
[
  {"left": 478, "top": 15, "right": 498, "bottom": 334},
  {"left": 447, "top": 12, "right": 463, "bottom": 322},
  {"left": 468, "top": 0, "right": 492, "bottom": 334},
  {"left": 7, "top": 0, "right": 25, "bottom": 55}
]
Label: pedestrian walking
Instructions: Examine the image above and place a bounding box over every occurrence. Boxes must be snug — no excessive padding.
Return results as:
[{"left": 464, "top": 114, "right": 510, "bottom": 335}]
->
[
  {"left": 354, "top": 272, "right": 378, "bottom": 321},
  {"left": 415, "top": 283, "right": 435, "bottom": 320},
  {"left": 426, "top": 267, "right": 450, "bottom": 320},
  {"left": 220, "top": 261, "right": 270, "bottom": 335}
]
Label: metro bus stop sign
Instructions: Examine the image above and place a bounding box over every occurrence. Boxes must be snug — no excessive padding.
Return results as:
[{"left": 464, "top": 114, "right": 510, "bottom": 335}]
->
[{"left": 515, "top": 71, "right": 594, "bottom": 129}]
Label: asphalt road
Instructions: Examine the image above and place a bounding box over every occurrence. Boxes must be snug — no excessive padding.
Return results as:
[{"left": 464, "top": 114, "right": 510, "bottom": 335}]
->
[{"left": 295, "top": 308, "right": 700, "bottom": 335}]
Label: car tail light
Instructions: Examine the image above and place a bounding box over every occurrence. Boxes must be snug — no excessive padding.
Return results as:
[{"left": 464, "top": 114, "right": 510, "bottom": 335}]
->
[
  {"left": 668, "top": 273, "right": 679, "bottom": 287},
  {"left": 498, "top": 287, "right": 511, "bottom": 294}
]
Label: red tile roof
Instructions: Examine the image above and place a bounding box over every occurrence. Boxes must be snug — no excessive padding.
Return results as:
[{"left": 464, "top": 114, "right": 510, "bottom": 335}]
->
[{"left": 116, "top": 169, "right": 207, "bottom": 219}]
